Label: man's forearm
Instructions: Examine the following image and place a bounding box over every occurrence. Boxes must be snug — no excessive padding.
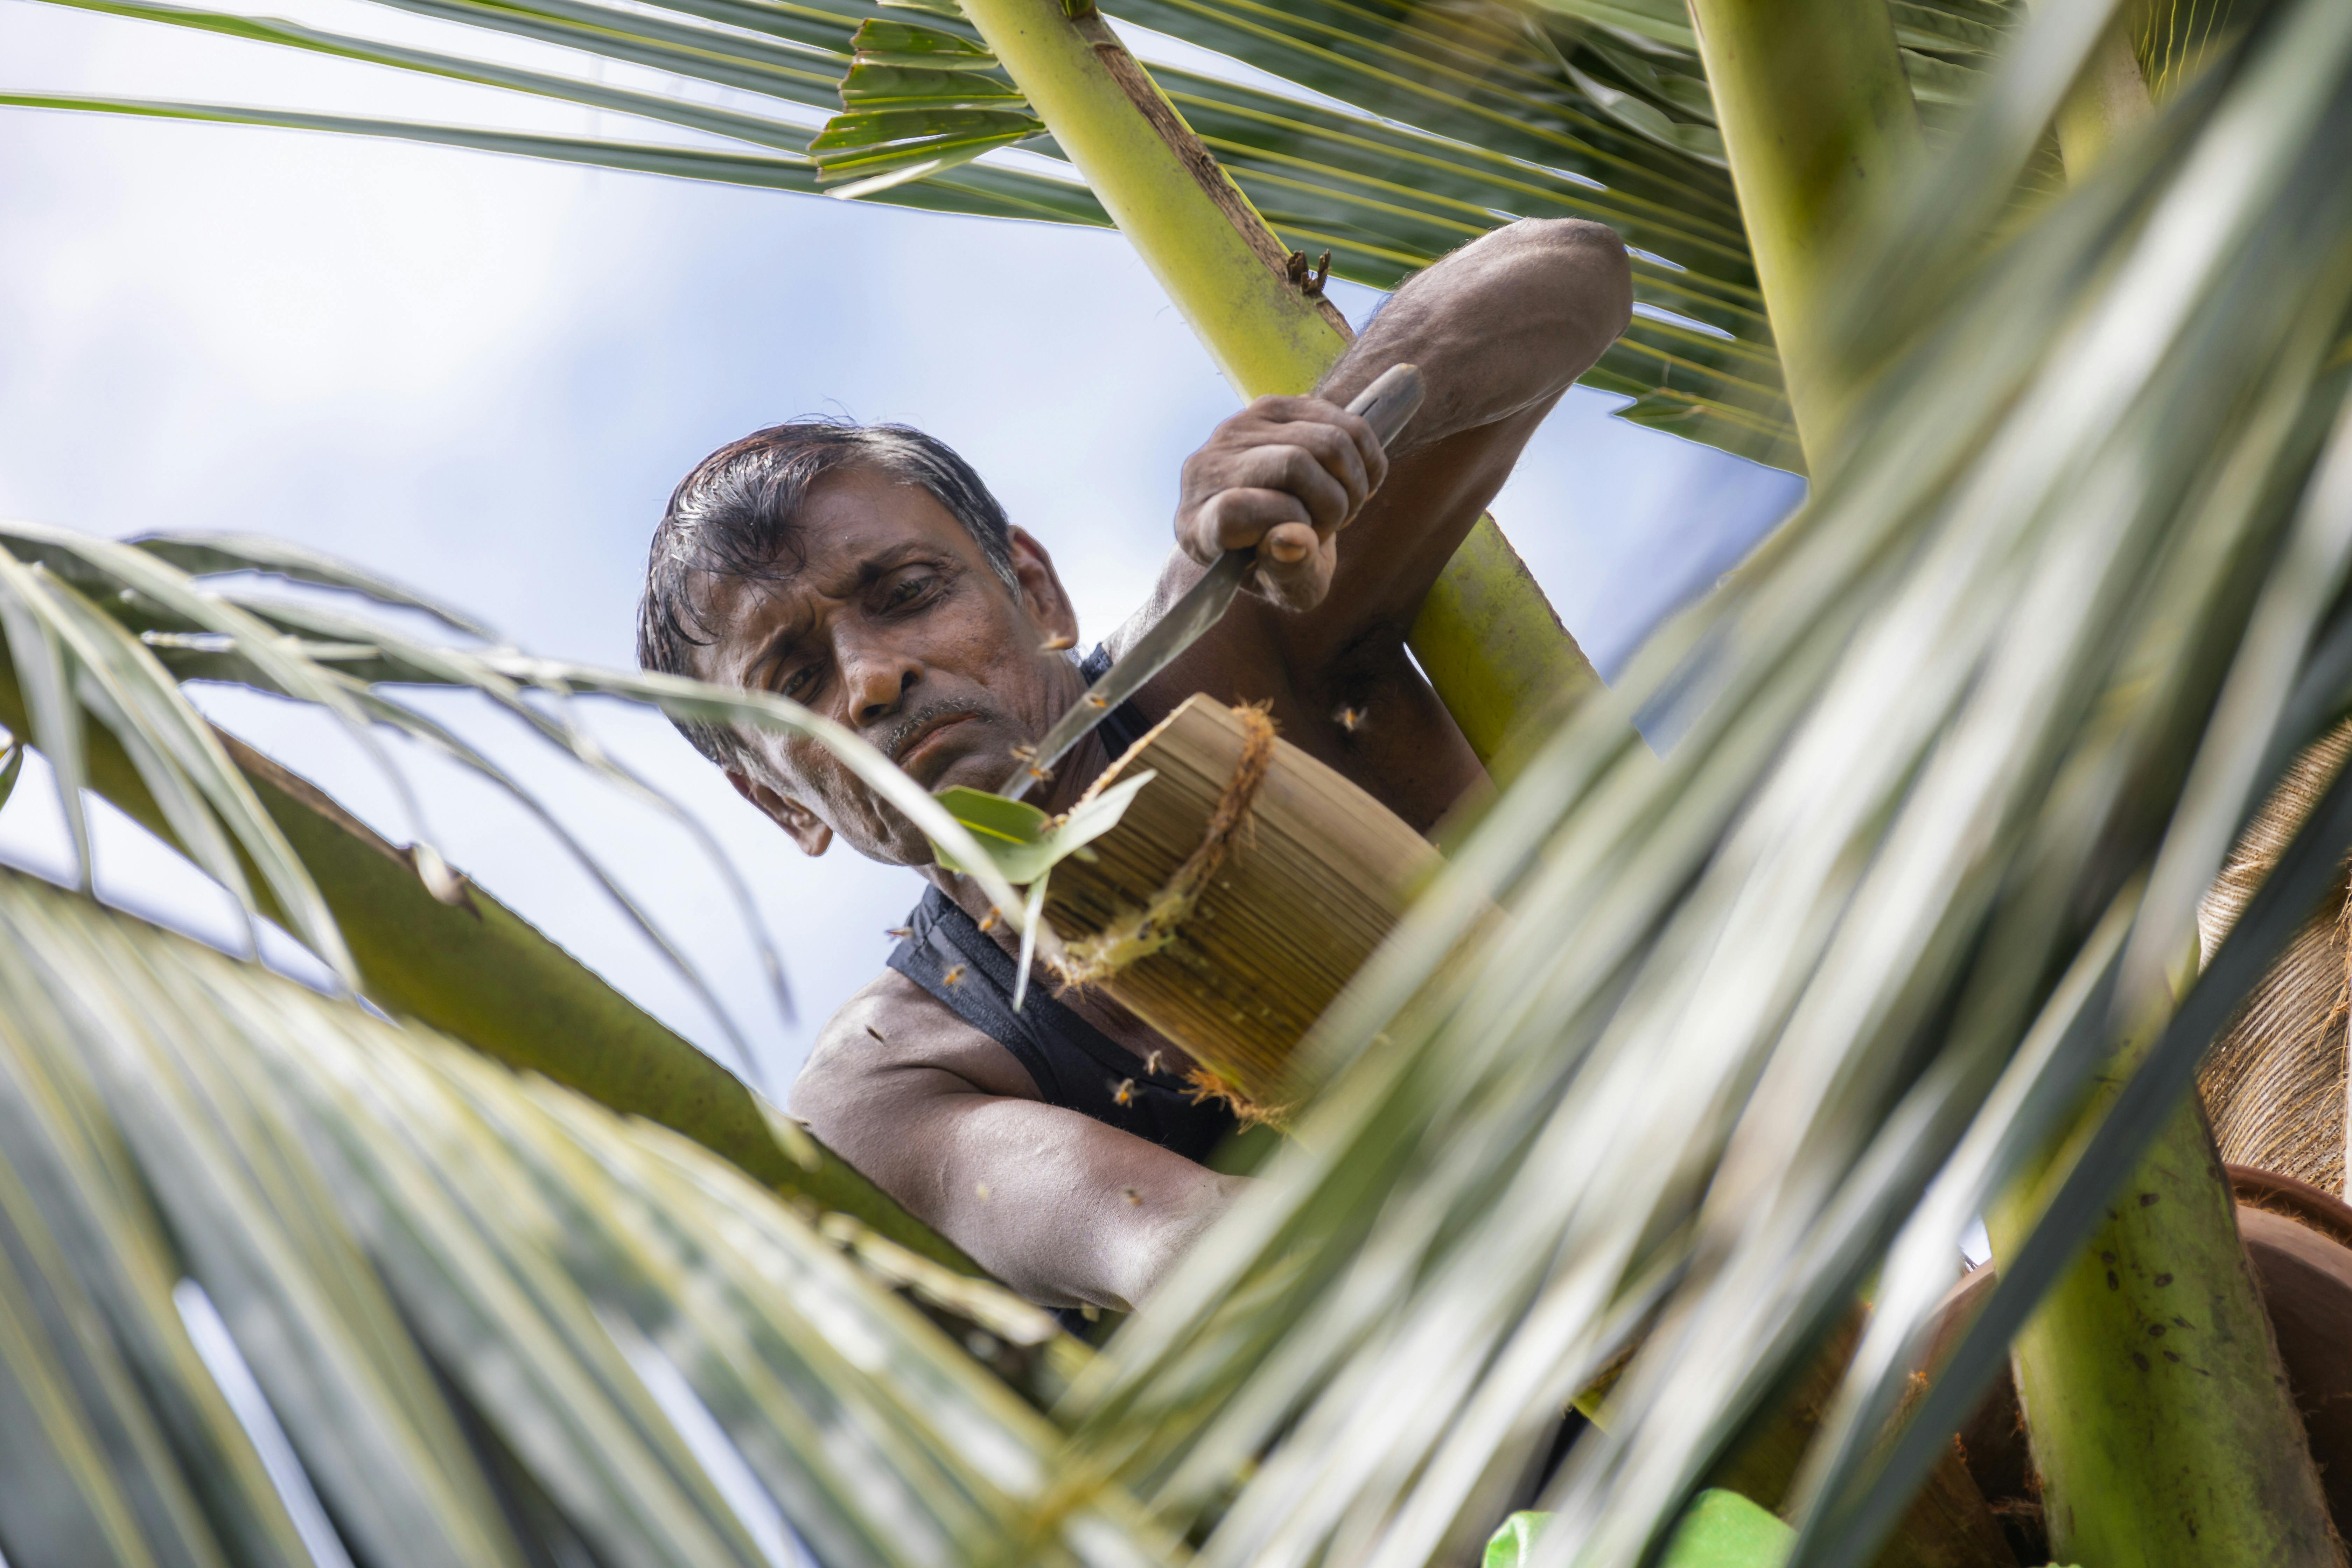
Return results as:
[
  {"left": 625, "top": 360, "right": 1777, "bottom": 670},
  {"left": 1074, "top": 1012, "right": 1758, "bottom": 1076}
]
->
[{"left": 1320, "top": 219, "right": 1633, "bottom": 447}]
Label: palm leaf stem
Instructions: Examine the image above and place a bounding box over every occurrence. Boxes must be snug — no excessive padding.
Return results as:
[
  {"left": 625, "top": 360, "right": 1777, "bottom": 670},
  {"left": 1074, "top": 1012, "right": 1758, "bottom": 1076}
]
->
[{"left": 1683, "top": 0, "right": 1923, "bottom": 461}]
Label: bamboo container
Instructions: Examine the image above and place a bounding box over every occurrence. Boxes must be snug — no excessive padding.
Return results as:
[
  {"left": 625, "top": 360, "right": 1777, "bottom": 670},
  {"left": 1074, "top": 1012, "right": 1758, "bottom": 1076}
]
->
[{"left": 1040, "top": 694, "right": 1441, "bottom": 1116}]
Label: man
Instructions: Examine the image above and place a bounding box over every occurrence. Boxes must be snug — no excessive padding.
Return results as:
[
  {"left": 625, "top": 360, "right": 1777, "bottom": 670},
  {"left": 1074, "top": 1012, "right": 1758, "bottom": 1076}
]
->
[{"left": 638, "top": 218, "right": 1632, "bottom": 1309}]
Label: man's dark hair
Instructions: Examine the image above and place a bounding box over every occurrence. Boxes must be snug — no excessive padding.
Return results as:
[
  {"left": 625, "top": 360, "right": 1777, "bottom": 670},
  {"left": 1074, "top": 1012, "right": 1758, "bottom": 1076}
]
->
[{"left": 638, "top": 421, "right": 1020, "bottom": 771}]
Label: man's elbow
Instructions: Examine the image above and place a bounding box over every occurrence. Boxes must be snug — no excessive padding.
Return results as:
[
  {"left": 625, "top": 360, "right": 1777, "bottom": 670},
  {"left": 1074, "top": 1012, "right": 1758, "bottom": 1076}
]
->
[
  {"left": 1514, "top": 218, "right": 1634, "bottom": 341},
  {"left": 1460, "top": 218, "right": 1632, "bottom": 368}
]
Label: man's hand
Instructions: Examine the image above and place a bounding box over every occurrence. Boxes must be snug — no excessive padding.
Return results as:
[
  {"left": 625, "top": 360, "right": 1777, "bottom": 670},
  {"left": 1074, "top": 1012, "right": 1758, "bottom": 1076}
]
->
[{"left": 1174, "top": 394, "right": 1391, "bottom": 612}]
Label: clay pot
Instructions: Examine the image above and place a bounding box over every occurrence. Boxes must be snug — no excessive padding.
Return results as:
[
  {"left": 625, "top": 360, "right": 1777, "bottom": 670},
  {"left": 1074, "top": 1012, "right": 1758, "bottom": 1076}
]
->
[{"left": 1928, "top": 1166, "right": 2352, "bottom": 1562}]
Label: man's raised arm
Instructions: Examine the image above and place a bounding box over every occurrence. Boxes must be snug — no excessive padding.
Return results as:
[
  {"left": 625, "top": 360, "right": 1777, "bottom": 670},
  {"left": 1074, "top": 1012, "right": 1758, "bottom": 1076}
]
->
[
  {"left": 1170, "top": 218, "right": 1632, "bottom": 636},
  {"left": 1141, "top": 218, "right": 1632, "bottom": 831}
]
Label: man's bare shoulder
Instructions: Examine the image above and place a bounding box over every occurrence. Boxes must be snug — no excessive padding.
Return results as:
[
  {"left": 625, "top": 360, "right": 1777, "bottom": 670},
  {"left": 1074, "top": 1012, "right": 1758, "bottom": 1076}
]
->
[{"left": 791, "top": 967, "right": 1044, "bottom": 1125}]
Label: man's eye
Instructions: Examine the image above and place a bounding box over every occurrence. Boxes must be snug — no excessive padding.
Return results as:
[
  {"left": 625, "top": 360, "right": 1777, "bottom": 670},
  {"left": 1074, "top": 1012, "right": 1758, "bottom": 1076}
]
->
[
  {"left": 780, "top": 664, "right": 819, "bottom": 699},
  {"left": 883, "top": 574, "right": 937, "bottom": 611}
]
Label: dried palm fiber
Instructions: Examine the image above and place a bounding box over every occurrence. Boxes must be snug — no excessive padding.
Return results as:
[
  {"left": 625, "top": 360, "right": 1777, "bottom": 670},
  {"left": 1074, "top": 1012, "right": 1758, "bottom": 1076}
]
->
[
  {"left": 1042, "top": 695, "right": 1441, "bottom": 1119},
  {"left": 2196, "top": 719, "right": 2352, "bottom": 1195}
]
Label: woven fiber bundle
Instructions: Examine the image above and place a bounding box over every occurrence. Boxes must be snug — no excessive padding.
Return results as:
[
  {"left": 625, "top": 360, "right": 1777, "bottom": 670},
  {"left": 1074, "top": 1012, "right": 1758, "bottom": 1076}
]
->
[{"left": 1041, "top": 695, "right": 1441, "bottom": 1120}]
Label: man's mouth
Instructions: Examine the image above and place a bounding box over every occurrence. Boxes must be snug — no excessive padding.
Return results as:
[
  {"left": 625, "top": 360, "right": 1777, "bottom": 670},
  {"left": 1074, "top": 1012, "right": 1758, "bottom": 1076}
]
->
[{"left": 892, "top": 712, "right": 978, "bottom": 777}]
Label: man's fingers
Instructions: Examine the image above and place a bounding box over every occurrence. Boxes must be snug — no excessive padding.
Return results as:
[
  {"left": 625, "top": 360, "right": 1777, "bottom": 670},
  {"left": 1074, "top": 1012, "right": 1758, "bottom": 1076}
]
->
[
  {"left": 1274, "top": 416, "right": 1376, "bottom": 515},
  {"left": 1261, "top": 521, "right": 1319, "bottom": 565},
  {"left": 1190, "top": 494, "right": 1326, "bottom": 601},
  {"left": 1220, "top": 444, "right": 1354, "bottom": 533},
  {"left": 1335, "top": 405, "right": 1390, "bottom": 499},
  {"left": 1171, "top": 393, "right": 1396, "bottom": 593},
  {"left": 1241, "top": 400, "right": 1384, "bottom": 513},
  {"left": 1195, "top": 488, "right": 1313, "bottom": 559}
]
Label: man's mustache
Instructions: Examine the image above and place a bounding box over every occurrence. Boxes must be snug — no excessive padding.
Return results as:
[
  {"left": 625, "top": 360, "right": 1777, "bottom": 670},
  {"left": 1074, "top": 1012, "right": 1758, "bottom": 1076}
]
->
[{"left": 876, "top": 700, "right": 997, "bottom": 765}]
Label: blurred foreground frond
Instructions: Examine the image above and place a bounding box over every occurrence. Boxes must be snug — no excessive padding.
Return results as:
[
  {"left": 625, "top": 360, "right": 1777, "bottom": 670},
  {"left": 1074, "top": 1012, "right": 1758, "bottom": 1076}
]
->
[
  {"left": 1063, "top": 2, "right": 2352, "bottom": 1564},
  {"left": 0, "top": 863, "right": 1169, "bottom": 1568}
]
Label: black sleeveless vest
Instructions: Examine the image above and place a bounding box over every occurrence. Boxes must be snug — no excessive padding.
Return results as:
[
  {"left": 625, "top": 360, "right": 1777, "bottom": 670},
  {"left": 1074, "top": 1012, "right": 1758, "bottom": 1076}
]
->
[{"left": 884, "top": 648, "right": 1238, "bottom": 1163}]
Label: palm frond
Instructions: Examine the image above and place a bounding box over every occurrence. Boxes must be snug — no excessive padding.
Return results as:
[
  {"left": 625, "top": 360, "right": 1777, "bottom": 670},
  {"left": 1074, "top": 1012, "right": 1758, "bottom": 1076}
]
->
[
  {"left": 0, "top": 864, "right": 1167, "bottom": 1567},
  {"left": 1051, "top": 4, "right": 2352, "bottom": 1564},
  {"left": 0, "top": 520, "right": 1055, "bottom": 1296},
  {"left": 0, "top": 0, "right": 1872, "bottom": 468}
]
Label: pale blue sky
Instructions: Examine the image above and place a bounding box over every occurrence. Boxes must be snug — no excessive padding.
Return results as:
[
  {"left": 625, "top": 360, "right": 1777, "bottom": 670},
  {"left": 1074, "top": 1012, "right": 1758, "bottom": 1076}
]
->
[{"left": 0, "top": 0, "right": 1801, "bottom": 1088}]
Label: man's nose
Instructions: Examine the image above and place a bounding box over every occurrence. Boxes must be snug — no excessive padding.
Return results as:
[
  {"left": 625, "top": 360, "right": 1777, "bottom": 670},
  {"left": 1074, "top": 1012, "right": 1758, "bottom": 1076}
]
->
[{"left": 839, "top": 640, "right": 920, "bottom": 726}]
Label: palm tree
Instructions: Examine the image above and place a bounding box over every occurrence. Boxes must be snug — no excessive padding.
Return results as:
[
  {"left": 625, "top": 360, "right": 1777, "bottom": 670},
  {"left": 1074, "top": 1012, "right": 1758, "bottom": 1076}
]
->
[{"left": 1, "top": 0, "right": 2351, "bottom": 1562}]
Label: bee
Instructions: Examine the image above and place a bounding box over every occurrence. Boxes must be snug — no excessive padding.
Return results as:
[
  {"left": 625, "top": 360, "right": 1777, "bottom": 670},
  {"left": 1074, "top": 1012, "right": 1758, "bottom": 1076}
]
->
[
  {"left": 1114, "top": 1078, "right": 1136, "bottom": 1106},
  {"left": 885, "top": 925, "right": 912, "bottom": 939},
  {"left": 1009, "top": 742, "right": 1038, "bottom": 763},
  {"left": 943, "top": 964, "right": 967, "bottom": 987},
  {"left": 1143, "top": 1049, "right": 1164, "bottom": 1076},
  {"left": 1334, "top": 704, "right": 1367, "bottom": 733},
  {"left": 1121, "top": 1187, "right": 1142, "bottom": 1206},
  {"left": 1040, "top": 633, "right": 1076, "bottom": 652},
  {"left": 977, "top": 906, "right": 1000, "bottom": 933},
  {"left": 1086, "top": 693, "right": 1109, "bottom": 709}
]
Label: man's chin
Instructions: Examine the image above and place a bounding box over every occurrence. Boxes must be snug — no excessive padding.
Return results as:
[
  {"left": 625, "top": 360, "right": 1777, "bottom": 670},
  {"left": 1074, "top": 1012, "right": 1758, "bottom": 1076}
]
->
[{"left": 915, "top": 742, "right": 1015, "bottom": 796}]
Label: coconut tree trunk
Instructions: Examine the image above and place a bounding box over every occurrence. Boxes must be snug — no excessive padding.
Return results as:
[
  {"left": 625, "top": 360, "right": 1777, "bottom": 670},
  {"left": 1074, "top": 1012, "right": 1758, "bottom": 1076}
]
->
[{"left": 950, "top": 0, "right": 1600, "bottom": 767}]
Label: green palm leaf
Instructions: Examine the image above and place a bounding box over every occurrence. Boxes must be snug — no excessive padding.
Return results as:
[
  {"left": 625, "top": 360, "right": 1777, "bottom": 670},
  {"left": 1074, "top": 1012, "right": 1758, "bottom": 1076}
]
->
[
  {"left": 2, "top": 0, "right": 1826, "bottom": 467},
  {"left": 1056, "top": 4, "right": 2352, "bottom": 1563},
  {"left": 0, "top": 518, "right": 1057, "bottom": 1304},
  {"left": 0, "top": 867, "right": 1161, "bottom": 1567}
]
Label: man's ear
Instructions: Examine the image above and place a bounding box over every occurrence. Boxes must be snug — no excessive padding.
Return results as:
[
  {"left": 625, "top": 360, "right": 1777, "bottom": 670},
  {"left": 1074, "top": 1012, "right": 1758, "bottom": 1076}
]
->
[
  {"left": 726, "top": 769, "right": 834, "bottom": 857},
  {"left": 1006, "top": 525, "right": 1080, "bottom": 646}
]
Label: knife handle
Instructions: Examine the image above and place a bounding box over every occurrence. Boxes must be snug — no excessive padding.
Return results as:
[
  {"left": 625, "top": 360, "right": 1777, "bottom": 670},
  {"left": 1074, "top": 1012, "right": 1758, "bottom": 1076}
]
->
[{"left": 1346, "top": 363, "right": 1425, "bottom": 450}]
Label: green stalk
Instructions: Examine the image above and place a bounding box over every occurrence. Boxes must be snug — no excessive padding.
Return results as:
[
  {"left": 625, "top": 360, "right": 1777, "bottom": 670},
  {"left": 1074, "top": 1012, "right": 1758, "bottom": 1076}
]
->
[
  {"left": 1987, "top": 1051, "right": 2338, "bottom": 1564},
  {"left": 1681, "top": 0, "right": 1920, "bottom": 465},
  {"left": 1984, "top": 40, "right": 2340, "bottom": 1564},
  {"left": 949, "top": 0, "right": 1600, "bottom": 764}
]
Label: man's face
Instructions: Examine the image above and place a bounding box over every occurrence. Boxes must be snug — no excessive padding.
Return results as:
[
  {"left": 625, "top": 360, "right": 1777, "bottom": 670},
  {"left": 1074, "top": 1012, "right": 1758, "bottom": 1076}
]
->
[{"left": 689, "top": 464, "right": 1080, "bottom": 866}]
